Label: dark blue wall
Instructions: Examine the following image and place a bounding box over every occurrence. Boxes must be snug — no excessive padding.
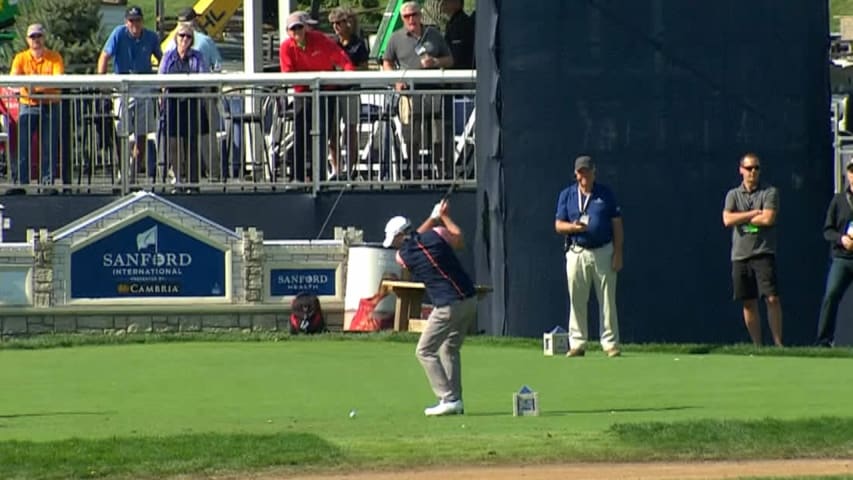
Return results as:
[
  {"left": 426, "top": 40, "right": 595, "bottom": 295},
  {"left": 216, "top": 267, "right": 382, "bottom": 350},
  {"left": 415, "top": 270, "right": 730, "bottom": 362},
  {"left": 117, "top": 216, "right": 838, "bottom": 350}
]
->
[
  {"left": 0, "top": 191, "right": 475, "bottom": 244},
  {"left": 476, "top": 0, "right": 832, "bottom": 344},
  {"left": 0, "top": 191, "right": 478, "bottom": 287}
]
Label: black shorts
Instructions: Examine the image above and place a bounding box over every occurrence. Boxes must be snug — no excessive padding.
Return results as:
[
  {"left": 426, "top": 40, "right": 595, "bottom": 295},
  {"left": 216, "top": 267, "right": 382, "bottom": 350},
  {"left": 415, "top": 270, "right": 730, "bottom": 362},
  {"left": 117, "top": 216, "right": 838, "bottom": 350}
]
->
[{"left": 732, "top": 254, "right": 779, "bottom": 301}]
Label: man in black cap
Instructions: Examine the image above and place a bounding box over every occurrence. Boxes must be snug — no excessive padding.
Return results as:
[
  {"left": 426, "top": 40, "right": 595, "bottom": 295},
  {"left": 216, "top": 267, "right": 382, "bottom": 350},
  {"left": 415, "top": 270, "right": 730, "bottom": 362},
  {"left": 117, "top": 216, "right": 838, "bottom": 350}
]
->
[
  {"left": 815, "top": 158, "right": 853, "bottom": 347},
  {"left": 554, "top": 155, "right": 624, "bottom": 357}
]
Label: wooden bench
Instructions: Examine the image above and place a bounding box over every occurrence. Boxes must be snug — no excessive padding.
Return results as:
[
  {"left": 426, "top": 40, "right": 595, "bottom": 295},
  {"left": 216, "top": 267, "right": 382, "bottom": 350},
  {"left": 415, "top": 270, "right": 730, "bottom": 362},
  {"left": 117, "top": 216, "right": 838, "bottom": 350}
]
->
[{"left": 379, "top": 280, "right": 493, "bottom": 332}]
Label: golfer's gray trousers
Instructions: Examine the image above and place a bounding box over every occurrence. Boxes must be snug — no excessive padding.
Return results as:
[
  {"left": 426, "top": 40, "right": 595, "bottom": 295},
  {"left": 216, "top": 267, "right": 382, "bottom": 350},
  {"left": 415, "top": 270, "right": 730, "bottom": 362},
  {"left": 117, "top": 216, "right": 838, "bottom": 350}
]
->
[{"left": 416, "top": 296, "right": 478, "bottom": 403}]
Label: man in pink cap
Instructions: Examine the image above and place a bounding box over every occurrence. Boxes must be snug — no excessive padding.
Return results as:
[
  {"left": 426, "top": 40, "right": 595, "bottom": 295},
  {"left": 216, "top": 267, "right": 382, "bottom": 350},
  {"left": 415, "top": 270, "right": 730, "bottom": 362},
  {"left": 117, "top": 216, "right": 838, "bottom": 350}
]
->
[{"left": 279, "top": 10, "right": 354, "bottom": 182}]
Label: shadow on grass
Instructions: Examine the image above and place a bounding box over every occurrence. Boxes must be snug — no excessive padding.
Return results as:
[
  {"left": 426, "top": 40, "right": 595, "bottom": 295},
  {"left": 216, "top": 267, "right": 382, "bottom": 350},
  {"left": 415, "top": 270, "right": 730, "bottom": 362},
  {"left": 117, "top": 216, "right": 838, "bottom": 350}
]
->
[
  {"left": 608, "top": 416, "right": 853, "bottom": 459},
  {"left": 466, "top": 405, "right": 698, "bottom": 417},
  {"left": 0, "top": 431, "right": 344, "bottom": 479},
  {"left": 0, "top": 411, "right": 115, "bottom": 419}
]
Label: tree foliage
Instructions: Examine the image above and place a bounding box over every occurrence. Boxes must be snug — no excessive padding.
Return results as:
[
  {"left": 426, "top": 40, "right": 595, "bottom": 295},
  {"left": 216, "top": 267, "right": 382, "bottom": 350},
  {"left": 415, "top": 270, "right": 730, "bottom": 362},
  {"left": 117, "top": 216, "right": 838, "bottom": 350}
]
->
[
  {"left": 289, "top": 0, "right": 474, "bottom": 33},
  {"left": 0, "top": 0, "right": 106, "bottom": 73}
]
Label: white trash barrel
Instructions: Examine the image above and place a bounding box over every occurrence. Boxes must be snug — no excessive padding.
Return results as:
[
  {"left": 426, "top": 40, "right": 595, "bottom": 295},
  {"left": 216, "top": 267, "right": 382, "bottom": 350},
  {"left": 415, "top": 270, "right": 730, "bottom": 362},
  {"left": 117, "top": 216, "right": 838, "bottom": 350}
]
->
[{"left": 344, "top": 244, "right": 402, "bottom": 330}]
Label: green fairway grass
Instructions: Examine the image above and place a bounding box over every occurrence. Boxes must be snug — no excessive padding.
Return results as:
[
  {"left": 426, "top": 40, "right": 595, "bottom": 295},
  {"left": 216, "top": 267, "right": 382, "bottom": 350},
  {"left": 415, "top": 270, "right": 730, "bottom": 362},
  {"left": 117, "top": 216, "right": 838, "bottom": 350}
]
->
[{"left": 1, "top": 337, "right": 852, "bottom": 479}]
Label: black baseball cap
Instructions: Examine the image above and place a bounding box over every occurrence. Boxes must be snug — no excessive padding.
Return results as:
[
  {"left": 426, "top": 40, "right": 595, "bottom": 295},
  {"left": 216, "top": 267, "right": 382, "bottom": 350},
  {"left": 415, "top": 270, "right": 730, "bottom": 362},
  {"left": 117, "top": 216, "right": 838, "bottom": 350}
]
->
[
  {"left": 177, "top": 7, "right": 198, "bottom": 22},
  {"left": 125, "top": 6, "right": 143, "bottom": 19}
]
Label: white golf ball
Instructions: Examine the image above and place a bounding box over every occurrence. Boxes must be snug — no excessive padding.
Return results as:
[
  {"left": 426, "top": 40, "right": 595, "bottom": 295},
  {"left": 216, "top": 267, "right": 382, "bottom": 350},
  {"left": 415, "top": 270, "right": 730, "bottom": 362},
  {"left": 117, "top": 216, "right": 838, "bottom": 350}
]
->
[{"left": 349, "top": 409, "right": 357, "bottom": 418}]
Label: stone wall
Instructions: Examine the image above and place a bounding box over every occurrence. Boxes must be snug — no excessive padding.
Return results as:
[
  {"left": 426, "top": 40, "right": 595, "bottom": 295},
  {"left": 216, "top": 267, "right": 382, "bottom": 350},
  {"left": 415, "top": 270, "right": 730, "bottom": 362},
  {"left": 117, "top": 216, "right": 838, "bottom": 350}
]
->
[
  {"left": 0, "top": 239, "right": 34, "bottom": 306},
  {"left": 240, "top": 227, "right": 264, "bottom": 303},
  {"left": 0, "top": 308, "right": 345, "bottom": 337},
  {"left": 0, "top": 193, "right": 360, "bottom": 338},
  {"left": 50, "top": 194, "right": 245, "bottom": 304},
  {"left": 31, "top": 229, "right": 53, "bottom": 308}
]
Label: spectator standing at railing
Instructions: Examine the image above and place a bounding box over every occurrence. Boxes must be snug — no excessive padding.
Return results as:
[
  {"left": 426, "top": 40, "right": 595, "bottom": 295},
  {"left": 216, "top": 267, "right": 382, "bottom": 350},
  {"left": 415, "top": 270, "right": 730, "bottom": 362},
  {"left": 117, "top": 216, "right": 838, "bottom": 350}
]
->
[
  {"left": 279, "top": 11, "right": 354, "bottom": 182},
  {"left": 97, "top": 6, "right": 162, "bottom": 182},
  {"left": 440, "top": 0, "right": 474, "bottom": 70},
  {"left": 382, "top": 1, "right": 455, "bottom": 181},
  {"left": 159, "top": 22, "right": 209, "bottom": 193},
  {"left": 329, "top": 6, "right": 369, "bottom": 181},
  {"left": 165, "top": 7, "right": 224, "bottom": 181},
  {"left": 165, "top": 8, "right": 223, "bottom": 71},
  {"left": 10, "top": 23, "right": 64, "bottom": 187},
  {"left": 440, "top": 0, "right": 475, "bottom": 176}
]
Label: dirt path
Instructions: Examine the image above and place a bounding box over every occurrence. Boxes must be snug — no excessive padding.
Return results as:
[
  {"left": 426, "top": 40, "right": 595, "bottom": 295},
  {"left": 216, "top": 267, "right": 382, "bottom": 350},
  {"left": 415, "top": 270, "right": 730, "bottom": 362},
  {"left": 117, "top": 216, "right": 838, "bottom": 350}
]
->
[{"left": 231, "top": 459, "right": 852, "bottom": 480}]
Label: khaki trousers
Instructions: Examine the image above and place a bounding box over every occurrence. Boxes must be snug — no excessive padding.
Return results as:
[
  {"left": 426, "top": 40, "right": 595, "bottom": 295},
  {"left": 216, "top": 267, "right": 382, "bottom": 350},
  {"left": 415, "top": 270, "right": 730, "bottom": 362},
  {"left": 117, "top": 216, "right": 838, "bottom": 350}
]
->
[{"left": 565, "top": 242, "right": 620, "bottom": 350}]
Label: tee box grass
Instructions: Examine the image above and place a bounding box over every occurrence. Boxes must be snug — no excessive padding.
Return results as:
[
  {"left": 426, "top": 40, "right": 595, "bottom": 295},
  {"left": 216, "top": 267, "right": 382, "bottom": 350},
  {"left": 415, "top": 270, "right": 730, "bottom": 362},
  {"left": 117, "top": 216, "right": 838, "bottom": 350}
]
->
[{"left": 0, "top": 335, "right": 852, "bottom": 478}]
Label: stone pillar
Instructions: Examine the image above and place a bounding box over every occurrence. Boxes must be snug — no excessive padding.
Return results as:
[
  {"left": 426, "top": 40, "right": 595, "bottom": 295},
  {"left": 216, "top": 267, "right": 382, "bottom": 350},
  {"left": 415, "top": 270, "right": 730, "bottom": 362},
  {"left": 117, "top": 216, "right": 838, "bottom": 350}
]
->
[
  {"left": 334, "top": 226, "right": 364, "bottom": 245},
  {"left": 30, "top": 228, "right": 54, "bottom": 308},
  {"left": 242, "top": 227, "right": 264, "bottom": 303}
]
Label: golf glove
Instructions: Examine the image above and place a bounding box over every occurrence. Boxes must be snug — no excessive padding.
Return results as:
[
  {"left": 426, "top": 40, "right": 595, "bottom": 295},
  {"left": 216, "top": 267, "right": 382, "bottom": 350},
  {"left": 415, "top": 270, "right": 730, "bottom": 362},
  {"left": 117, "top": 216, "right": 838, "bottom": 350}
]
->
[{"left": 430, "top": 202, "right": 443, "bottom": 220}]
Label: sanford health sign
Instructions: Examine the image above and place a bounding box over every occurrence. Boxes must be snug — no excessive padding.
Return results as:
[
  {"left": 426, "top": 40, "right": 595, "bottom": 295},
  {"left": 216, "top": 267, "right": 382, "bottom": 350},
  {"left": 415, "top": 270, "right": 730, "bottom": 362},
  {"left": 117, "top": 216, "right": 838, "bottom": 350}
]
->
[{"left": 70, "top": 215, "right": 227, "bottom": 299}]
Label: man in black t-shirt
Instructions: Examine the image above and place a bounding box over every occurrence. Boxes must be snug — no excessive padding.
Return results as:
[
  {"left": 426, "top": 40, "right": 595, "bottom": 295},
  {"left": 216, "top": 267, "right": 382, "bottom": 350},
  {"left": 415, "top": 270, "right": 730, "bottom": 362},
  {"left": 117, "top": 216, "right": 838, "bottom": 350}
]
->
[{"left": 441, "top": 0, "right": 474, "bottom": 70}]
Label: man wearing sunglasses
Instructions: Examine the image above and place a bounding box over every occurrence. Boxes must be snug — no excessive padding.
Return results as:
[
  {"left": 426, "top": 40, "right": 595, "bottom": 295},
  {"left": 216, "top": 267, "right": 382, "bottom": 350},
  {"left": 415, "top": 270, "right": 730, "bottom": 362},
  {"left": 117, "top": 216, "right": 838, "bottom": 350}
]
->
[
  {"left": 9, "top": 23, "right": 64, "bottom": 187},
  {"left": 382, "top": 1, "right": 455, "bottom": 181},
  {"left": 279, "top": 11, "right": 354, "bottom": 182},
  {"left": 722, "top": 153, "right": 783, "bottom": 347}
]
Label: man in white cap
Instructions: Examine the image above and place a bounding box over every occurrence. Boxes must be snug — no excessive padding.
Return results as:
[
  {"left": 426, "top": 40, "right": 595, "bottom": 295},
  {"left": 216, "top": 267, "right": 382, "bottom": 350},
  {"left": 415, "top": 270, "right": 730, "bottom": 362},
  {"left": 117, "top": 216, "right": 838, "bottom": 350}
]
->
[{"left": 382, "top": 200, "right": 477, "bottom": 416}]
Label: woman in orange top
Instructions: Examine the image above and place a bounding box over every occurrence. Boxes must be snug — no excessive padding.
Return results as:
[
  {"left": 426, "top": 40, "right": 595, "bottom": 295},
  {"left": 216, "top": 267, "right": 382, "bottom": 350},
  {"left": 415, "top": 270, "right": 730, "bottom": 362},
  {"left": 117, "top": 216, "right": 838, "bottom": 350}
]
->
[{"left": 10, "top": 23, "right": 64, "bottom": 186}]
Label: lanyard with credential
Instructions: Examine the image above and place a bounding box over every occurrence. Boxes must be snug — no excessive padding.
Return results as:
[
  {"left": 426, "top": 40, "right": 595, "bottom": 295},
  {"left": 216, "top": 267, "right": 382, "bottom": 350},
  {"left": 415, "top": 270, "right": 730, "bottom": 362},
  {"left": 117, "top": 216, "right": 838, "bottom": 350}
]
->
[
  {"left": 577, "top": 187, "right": 592, "bottom": 216},
  {"left": 567, "top": 188, "right": 592, "bottom": 253}
]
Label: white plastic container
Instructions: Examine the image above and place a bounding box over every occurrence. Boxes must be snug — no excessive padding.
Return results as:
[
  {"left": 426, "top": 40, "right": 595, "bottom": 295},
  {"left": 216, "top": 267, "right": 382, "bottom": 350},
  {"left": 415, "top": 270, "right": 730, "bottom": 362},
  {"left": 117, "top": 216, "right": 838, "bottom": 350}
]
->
[{"left": 343, "top": 244, "right": 401, "bottom": 330}]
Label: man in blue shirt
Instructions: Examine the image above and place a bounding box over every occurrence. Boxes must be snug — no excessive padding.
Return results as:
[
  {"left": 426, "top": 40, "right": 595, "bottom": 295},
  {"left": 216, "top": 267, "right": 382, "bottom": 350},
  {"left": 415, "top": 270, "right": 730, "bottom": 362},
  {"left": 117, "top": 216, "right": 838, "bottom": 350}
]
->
[
  {"left": 97, "top": 6, "right": 162, "bottom": 182},
  {"left": 554, "top": 155, "right": 624, "bottom": 357}
]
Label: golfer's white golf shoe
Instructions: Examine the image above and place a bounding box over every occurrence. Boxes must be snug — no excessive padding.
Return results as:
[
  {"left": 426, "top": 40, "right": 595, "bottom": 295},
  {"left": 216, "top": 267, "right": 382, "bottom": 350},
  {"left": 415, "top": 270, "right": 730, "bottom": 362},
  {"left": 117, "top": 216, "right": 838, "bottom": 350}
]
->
[{"left": 424, "top": 399, "right": 464, "bottom": 416}]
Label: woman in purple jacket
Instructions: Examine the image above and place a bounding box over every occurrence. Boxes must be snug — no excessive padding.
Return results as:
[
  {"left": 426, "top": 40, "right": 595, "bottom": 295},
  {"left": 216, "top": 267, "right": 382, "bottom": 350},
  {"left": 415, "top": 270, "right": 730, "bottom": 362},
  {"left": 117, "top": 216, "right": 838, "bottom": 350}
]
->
[{"left": 159, "top": 22, "right": 209, "bottom": 191}]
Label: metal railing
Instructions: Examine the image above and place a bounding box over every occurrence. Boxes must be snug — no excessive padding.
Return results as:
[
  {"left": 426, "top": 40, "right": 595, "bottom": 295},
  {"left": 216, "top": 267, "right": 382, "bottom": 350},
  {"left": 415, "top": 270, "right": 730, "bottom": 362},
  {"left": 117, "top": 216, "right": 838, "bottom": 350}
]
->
[{"left": 0, "top": 70, "right": 476, "bottom": 195}]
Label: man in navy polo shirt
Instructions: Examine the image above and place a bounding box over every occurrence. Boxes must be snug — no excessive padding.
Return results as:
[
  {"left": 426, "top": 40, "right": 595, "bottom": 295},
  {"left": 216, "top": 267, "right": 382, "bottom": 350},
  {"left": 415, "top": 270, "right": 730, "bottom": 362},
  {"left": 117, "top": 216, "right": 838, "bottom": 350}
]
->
[
  {"left": 382, "top": 200, "right": 477, "bottom": 416},
  {"left": 555, "top": 155, "right": 624, "bottom": 357},
  {"left": 97, "top": 6, "right": 162, "bottom": 182}
]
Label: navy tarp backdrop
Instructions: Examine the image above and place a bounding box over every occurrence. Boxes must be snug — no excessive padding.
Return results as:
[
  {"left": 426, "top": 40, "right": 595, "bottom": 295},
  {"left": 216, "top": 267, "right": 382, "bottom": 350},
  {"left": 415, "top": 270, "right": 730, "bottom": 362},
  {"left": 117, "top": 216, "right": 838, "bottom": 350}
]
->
[{"left": 475, "top": 0, "right": 832, "bottom": 344}]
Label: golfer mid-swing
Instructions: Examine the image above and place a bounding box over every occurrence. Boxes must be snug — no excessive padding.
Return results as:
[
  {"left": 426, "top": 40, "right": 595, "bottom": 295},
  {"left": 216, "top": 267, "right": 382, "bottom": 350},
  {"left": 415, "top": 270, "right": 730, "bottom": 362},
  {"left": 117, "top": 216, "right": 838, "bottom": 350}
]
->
[{"left": 382, "top": 200, "right": 477, "bottom": 416}]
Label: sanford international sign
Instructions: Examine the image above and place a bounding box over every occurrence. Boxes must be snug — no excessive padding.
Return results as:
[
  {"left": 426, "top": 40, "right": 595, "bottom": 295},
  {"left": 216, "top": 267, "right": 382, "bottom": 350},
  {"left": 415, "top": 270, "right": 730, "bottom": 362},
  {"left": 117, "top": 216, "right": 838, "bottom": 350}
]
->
[{"left": 70, "top": 215, "right": 227, "bottom": 299}]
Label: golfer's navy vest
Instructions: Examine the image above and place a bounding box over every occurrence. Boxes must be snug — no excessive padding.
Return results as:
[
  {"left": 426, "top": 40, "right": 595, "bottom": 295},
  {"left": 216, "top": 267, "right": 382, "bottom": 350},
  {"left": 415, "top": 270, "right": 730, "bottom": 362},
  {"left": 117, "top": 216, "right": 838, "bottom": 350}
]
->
[{"left": 399, "top": 230, "right": 475, "bottom": 307}]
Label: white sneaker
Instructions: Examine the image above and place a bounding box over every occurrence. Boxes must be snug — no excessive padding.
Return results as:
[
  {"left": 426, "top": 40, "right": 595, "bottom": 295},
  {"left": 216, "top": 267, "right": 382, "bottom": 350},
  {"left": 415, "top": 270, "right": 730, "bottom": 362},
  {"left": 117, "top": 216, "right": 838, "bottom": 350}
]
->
[{"left": 424, "top": 399, "right": 464, "bottom": 416}]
